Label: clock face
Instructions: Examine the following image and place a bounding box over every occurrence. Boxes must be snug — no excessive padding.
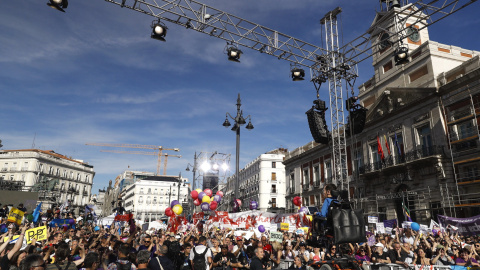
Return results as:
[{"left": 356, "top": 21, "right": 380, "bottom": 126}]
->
[
  {"left": 379, "top": 33, "right": 391, "bottom": 51},
  {"left": 406, "top": 26, "right": 420, "bottom": 42}
]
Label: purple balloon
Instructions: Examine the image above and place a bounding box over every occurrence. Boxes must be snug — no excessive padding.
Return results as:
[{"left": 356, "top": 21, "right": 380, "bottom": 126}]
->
[
  {"left": 214, "top": 195, "right": 222, "bottom": 203},
  {"left": 258, "top": 225, "right": 265, "bottom": 233},
  {"left": 171, "top": 200, "right": 180, "bottom": 208},
  {"left": 432, "top": 229, "right": 438, "bottom": 235},
  {"left": 198, "top": 192, "right": 206, "bottom": 200},
  {"left": 68, "top": 219, "right": 75, "bottom": 225},
  {"left": 201, "top": 202, "right": 210, "bottom": 211},
  {"left": 299, "top": 206, "right": 308, "bottom": 214},
  {"left": 250, "top": 201, "right": 258, "bottom": 210}
]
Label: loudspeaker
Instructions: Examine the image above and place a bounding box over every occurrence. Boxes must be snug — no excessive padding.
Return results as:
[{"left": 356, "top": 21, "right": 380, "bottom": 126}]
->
[
  {"left": 306, "top": 108, "right": 330, "bottom": 144},
  {"left": 346, "top": 107, "right": 367, "bottom": 135}
]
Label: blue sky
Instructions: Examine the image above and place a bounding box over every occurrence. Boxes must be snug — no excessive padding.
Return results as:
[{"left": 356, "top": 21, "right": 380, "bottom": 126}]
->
[{"left": 1, "top": 0, "right": 478, "bottom": 193}]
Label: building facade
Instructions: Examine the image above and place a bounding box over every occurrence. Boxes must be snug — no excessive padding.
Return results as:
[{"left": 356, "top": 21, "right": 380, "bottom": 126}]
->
[
  {"left": 0, "top": 149, "right": 95, "bottom": 213},
  {"left": 123, "top": 175, "right": 190, "bottom": 221},
  {"left": 221, "top": 148, "right": 287, "bottom": 213},
  {"left": 283, "top": 4, "right": 480, "bottom": 222}
]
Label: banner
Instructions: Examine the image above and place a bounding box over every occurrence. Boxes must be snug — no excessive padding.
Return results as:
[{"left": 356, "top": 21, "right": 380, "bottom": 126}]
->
[
  {"left": 26, "top": 226, "right": 47, "bottom": 243},
  {"left": 7, "top": 207, "right": 25, "bottom": 225},
  {"left": 383, "top": 219, "right": 398, "bottom": 228},
  {"left": 49, "top": 219, "right": 73, "bottom": 227},
  {"left": 438, "top": 214, "right": 480, "bottom": 236},
  {"left": 280, "top": 223, "right": 289, "bottom": 231},
  {"left": 270, "top": 231, "right": 283, "bottom": 243},
  {"left": 114, "top": 213, "right": 133, "bottom": 222}
]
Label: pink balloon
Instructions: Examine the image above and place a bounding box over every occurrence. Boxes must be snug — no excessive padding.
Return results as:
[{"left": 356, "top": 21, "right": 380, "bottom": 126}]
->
[
  {"left": 216, "top": 190, "right": 224, "bottom": 197},
  {"left": 191, "top": 190, "right": 199, "bottom": 199},
  {"left": 236, "top": 199, "right": 242, "bottom": 207},
  {"left": 204, "top": 189, "right": 213, "bottom": 197}
]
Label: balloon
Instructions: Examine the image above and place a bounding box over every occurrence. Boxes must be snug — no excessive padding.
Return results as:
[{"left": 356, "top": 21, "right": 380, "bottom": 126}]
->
[
  {"left": 62, "top": 224, "right": 69, "bottom": 232},
  {"left": 210, "top": 201, "right": 218, "bottom": 210},
  {"left": 250, "top": 201, "right": 258, "bottom": 210},
  {"left": 172, "top": 204, "right": 183, "bottom": 215},
  {"left": 216, "top": 190, "right": 224, "bottom": 197},
  {"left": 193, "top": 199, "right": 201, "bottom": 206},
  {"left": 191, "top": 190, "right": 199, "bottom": 200},
  {"left": 432, "top": 229, "right": 438, "bottom": 235},
  {"left": 69, "top": 219, "right": 75, "bottom": 225},
  {"left": 236, "top": 199, "right": 242, "bottom": 207},
  {"left": 411, "top": 222, "right": 420, "bottom": 232},
  {"left": 202, "top": 195, "right": 211, "bottom": 203},
  {"left": 94, "top": 226, "right": 100, "bottom": 231},
  {"left": 170, "top": 200, "right": 180, "bottom": 208},
  {"left": 198, "top": 192, "right": 206, "bottom": 200},
  {"left": 204, "top": 189, "right": 213, "bottom": 197},
  {"left": 299, "top": 207, "right": 308, "bottom": 214},
  {"left": 258, "top": 225, "right": 265, "bottom": 233},
  {"left": 293, "top": 196, "right": 302, "bottom": 206},
  {"left": 201, "top": 202, "right": 210, "bottom": 211},
  {"left": 214, "top": 195, "right": 222, "bottom": 203},
  {"left": 165, "top": 207, "right": 173, "bottom": 216},
  {"left": 195, "top": 188, "right": 202, "bottom": 193},
  {"left": 26, "top": 214, "right": 34, "bottom": 222}
]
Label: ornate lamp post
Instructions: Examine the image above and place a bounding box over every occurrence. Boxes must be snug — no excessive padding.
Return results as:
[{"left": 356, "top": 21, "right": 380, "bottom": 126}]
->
[{"left": 222, "top": 93, "right": 253, "bottom": 211}]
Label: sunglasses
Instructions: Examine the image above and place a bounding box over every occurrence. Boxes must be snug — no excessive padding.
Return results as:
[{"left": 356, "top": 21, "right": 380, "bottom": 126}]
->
[{"left": 31, "top": 263, "right": 46, "bottom": 269}]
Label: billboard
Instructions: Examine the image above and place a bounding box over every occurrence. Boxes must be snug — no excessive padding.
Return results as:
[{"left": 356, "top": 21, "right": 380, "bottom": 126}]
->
[{"left": 0, "top": 191, "right": 39, "bottom": 212}]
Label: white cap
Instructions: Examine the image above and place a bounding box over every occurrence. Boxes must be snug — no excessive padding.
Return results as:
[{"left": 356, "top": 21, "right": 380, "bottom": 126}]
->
[{"left": 375, "top": 243, "right": 384, "bottom": 248}]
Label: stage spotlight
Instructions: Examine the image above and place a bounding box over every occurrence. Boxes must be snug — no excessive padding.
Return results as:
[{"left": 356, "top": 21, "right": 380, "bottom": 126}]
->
[
  {"left": 201, "top": 161, "right": 211, "bottom": 172},
  {"left": 47, "top": 0, "right": 68, "bottom": 12},
  {"left": 227, "top": 46, "right": 243, "bottom": 62},
  {"left": 291, "top": 68, "right": 305, "bottom": 81},
  {"left": 221, "top": 163, "right": 229, "bottom": 171},
  {"left": 151, "top": 21, "right": 167, "bottom": 42},
  {"left": 394, "top": 45, "right": 409, "bottom": 65}
]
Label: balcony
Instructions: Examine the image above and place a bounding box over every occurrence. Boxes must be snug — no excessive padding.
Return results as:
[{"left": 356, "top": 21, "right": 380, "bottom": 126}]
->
[
  {"left": 9, "top": 168, "right": 18, "bottom": 172},
  {"left": 1, "top": 168, "right": 7, "bottom": 172},
  {"left": 314, "top": 180, "right": 320, "bottom": 188},
  {"left": 83, "top": 191, "right": 89, "bottom": 196},
  {"left": 288, "top": 188, "right": 295, "bottom": 194},
  {"left": 21, "top": 167, "right": 29, "bottom": 171},
  {"left": 303, "top": 185, "right": 309, "bottom": 191},
  {"left": 359, "top": 145, "right": 445, "bottom": 175}
]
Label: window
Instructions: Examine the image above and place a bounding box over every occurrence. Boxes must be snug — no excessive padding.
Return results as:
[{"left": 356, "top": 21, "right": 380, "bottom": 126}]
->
[
  {"left": 303, "top": 168, "right": 309, "bottom": 188},
  {"left": 271, "top": 184, "right": 276, "bottom": 193},
  {"left": 378, "top": 207, "right": 387, "bottom": 222},
  {"left": 391, "top": 133, "right": 404, "bottom": 163},
  {"left": 417, "top": 125, "right": 432, "bottom": 155},
  {"left": 272, "top": 162, "right": 276, "bottom": 168},
  {"left": 271, "top": 198, "right": 276, "bottom": 208},
  {"left": 148, "top": 188, "right": 151, "bottom": 194},
  {"left": 324, "top": 160, "right": 332, "bottom": 183},
  {"left": 153, "top": 197, "right": 157, "bottom": 204},
  {"left": 313, "top": 165, "right": 320, "bottom": 186},
  {"left": 409, "top": 65, "right": 428, "bottom": 82},
  {"left": 49, "top": 166, "right": 53, "bottom": 174},
  {"left": 353, "top": 148, "right": 363, "bottom": 174},
  {"left": 383, "top": 61, "right": 393, "bottom": 73},
  {"left": 154, "top": 189, "right": 158, "bottom": 194},
  {"left": 77, "top": 173, "right": 81, "bottom": 181},
  {"left": 21, "top": 174, "right": 26, "bottom": 181},
  {"left": 140, "top": 188, "right": 144, "bottom": 194},
  {"left": 139, "top": 196, "right": 143, "bottom": 203},
  {"left": 146, "top": 197, "right": 151, "bottom": 204},
  {"left": 271, "top": 172, "right": 276, "bottom": 181},
  {"left": 56, "top": 168, "right": 60, "bottom": 176}
]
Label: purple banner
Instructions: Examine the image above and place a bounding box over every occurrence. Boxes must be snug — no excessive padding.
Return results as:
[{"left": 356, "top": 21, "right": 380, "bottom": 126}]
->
[{"left": 437, "top": 214, "right": 480, "bottom": 236}]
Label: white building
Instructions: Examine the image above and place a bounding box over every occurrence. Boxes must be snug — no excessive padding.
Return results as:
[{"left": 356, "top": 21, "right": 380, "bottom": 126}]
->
[
  {"left": 0, "top": 149, "right": 95, "bottom": 212},
  {"left": 123, "top": 175, "right": 190, "bottom": 221},
  {"left": 222, "top": 148, "right": 287, "bottom": 213}
]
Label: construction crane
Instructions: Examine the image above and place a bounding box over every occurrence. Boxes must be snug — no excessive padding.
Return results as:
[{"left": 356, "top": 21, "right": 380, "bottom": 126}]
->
[
  {"left": 85, "top": 143, "right": 180, "bottom": 175},
  {"left": 79, "top": 0, "right": 475, "bottom": 190}
]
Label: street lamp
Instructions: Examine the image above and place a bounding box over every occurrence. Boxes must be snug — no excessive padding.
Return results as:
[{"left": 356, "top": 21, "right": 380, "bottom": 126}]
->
[{"left": 222, "top": 93, "right": 254, "bottom": 212}]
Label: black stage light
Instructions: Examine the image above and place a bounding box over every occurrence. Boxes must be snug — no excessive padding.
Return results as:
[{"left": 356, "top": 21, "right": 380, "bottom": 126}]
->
[
  {"left": 227, "top": 47, "right": 243, "bottom": 62},
  {"left": 47, "top": 0, "right": 68, "bottom": 12},
  {"left": 394, "top": 46, "right": 409, "bottom": 66},
  {"left": 151, "top": 22, "right": 167, "bottom": 42},
  {"left": 291, "top": 68, "right": 305, "bottom": 81}
]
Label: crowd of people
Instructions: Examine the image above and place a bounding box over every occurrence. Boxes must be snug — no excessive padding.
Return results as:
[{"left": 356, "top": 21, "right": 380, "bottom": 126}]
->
[{"left": 0, "top": 203, "right": 479, "bottom": 270}]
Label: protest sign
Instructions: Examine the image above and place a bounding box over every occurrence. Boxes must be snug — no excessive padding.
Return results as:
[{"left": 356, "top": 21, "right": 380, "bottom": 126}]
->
[
  {"left": 375, "top": 223, "right": 385, "bottom": 234},
  {"left": 7, "top": 207, "right": 25, "bottom": 225},
  {"left": 25, "top": 226, "right": 47, "bottom": 243},
  {"left": 270, "top": 231, "right": 283, "bottom": 243},
  {"left": 296, "top": 229, "right": 304, "bottom": 236},
  {"left": 280, "top": 223, "right": 289, "bottom": 231},
  {"left": 438, "top": 214, "right": 480, "bottom": 236},
  {"left": 114, "top": 213, "right": 133, "bottom": 222},
  {"left": 368, "top": 216, "right": 378, "bottom": 224}
]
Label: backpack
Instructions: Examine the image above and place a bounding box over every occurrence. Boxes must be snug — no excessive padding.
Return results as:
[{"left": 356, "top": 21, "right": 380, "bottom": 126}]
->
[
  {"left": 192, "top": 247, "right": 209, "bottom": 270},
  {"left": 116, "top": 262, "right": 132, "bottom": 270},
  {"left": 53, "top": 262, "right": 72, "bottom": 270}
]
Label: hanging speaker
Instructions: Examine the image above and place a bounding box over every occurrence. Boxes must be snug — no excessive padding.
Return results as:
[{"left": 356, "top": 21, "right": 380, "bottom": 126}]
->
[
  {"left": 306, "top": 107, "right": 330, "bottom": 144},
  {"left": 346, "top": 106, "right": 368, "bottom": 135}
]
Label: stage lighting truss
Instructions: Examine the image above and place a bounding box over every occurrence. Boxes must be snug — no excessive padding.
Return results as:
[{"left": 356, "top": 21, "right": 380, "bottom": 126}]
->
[
  {"left": 47, "top": 0, "right": 68, "bottom": 12},
  {"left": 151, "top": 20, "right": 168, "bottom": 42}
]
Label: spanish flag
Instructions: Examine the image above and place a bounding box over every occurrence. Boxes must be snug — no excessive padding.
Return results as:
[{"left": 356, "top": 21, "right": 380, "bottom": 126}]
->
[{"left": 7, "top": 207, "right": 25, "bottom": 225}]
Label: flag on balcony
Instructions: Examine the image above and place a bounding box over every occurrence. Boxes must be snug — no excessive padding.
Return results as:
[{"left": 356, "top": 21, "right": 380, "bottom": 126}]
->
[
  {"left": 394, "top": 132, "right": 402, "bottom": 157},
  {"left": 377, "top": 136, "right": 385, "bottom": 161},
  {"left": 383, "top": 135, "right": 391, "bottom": 155},
  {"left": 402, "top": 201, "right": 412, "bottom": 222}
]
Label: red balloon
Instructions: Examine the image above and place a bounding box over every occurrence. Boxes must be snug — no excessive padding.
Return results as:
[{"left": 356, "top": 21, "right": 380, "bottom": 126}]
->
[
  {"left": 204, "top": 189, "right": 213, "bottom": 197},
  {"left": 165, "top": 207, "right": 173, "bottom": 216},
  {"left": 236, "top": 199, "right": 242, "bottom": 207},
  {"left": 193, "top": 198, "right": 201, "bottom": 206},
  {"left": 293, "top": 196, "right": 302, "bottom": 206},
  {"left": 210, "top": 201, "right": 218, "bottom": 210},
  {"left": 191, "top": 190, "right": 199, "bottom": 200},
  {"left": 216, "top": 190, "right": 224, "bottom": 197}
]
